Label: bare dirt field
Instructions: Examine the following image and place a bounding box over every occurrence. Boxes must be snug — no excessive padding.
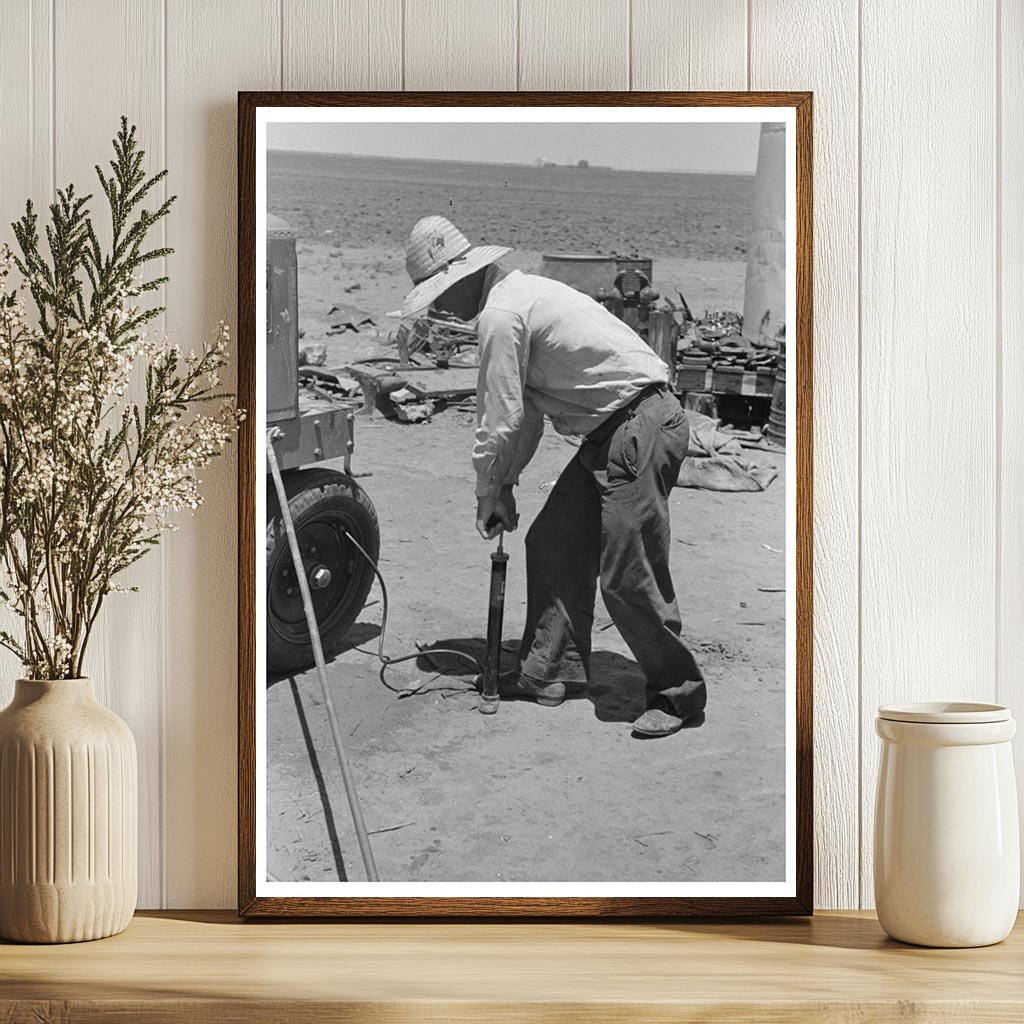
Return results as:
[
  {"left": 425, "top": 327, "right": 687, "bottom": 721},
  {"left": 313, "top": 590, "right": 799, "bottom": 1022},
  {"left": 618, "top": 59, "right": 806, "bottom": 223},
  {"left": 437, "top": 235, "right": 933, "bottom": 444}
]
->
[
  {"left": 292, "top": 240, "right": 749, "bottom": 368},
  {"left": 266, "top": 397, "right": 787, "bottom": 885},
  {"left": 268, "top": 150, "right": 754, "bottom": 263},
  {"left": 265, "top": 151, "right": 787, "bottom": 886}
]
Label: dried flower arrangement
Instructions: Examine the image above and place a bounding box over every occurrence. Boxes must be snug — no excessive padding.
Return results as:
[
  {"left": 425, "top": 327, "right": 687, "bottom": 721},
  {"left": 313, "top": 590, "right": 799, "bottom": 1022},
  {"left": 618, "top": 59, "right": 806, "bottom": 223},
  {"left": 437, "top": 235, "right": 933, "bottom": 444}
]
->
[{"left": 0, "top": 118, "right": 240, "bottom": 679}]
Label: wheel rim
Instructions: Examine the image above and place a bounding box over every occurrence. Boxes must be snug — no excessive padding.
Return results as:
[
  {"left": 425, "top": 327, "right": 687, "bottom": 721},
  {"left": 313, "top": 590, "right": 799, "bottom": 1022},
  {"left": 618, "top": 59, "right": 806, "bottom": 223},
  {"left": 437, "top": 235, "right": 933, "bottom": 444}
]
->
[{"left": 268, "top": 507, "right": 368, "bottom": 647}]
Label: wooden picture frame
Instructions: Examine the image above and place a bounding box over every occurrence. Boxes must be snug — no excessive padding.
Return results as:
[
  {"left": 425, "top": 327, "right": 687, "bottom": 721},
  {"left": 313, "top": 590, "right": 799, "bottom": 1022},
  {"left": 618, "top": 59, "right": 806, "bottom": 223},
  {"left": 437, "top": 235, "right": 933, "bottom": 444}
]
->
[{"left": 238, "top": 91, "right": 813, "bottom": 917}]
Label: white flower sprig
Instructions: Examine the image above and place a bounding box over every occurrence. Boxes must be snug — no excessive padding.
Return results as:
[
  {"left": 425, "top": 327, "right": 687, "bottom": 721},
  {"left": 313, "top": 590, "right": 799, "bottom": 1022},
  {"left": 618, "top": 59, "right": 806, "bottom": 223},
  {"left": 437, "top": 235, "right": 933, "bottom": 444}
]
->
[{"left": 0, "top": 119, "right": 241, "bottom": 679}]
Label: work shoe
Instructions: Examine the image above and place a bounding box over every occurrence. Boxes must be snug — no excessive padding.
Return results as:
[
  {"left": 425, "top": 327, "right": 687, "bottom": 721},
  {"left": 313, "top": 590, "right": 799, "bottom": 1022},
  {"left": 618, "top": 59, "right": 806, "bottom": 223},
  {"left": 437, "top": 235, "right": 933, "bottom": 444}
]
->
[
  {"left": 631, "top": 700, "right": 699, "bottom": 738},
  {"left": 497, "top": 671, "right": 565, "bottom": 707}
]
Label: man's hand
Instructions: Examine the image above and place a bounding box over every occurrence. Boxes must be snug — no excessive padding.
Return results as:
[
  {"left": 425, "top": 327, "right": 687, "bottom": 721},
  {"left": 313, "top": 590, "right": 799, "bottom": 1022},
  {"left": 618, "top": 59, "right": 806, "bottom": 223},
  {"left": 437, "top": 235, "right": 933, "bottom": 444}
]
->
[{"left": 476, "top": 485, "right": 519, "bottom": 540}]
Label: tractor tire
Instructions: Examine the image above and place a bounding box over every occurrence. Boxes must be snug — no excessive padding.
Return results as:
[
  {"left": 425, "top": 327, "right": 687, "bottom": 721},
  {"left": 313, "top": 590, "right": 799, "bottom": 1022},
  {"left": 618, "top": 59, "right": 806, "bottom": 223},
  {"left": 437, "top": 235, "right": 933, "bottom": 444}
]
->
[{"left": 266, "top": 468, "right": 380, "bottom": 676}]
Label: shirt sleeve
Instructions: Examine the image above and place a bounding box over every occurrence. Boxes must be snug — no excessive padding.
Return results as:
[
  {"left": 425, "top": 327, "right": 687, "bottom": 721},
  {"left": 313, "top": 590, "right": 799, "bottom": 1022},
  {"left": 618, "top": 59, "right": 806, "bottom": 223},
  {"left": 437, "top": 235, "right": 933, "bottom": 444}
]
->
[{"left": 473, "top": 307, "right": 545, "bottom": 498}]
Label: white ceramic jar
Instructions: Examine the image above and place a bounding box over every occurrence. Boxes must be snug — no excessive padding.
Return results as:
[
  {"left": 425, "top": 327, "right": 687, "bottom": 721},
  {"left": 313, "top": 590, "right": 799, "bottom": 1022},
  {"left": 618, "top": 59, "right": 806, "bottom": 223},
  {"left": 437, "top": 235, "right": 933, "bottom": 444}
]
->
[{"left": 874, "top": 702, "right": 1019, "bottom": 947}]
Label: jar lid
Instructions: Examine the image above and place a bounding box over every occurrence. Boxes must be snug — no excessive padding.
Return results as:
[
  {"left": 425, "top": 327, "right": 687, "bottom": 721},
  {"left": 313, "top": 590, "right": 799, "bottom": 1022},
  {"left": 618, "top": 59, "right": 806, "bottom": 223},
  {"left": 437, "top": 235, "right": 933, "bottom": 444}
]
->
[{"left": 877, "top": 701, "right": 1011, "bottom": 724}]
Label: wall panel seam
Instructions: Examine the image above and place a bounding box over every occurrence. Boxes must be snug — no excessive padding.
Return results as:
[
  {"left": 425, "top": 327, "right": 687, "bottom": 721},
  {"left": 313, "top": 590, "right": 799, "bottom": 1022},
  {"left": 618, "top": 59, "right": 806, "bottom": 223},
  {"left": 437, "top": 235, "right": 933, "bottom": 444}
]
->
[
  {"left": 278, "top": 0, "right": 284, "bottom": 92},
  {"left": 995, "top": 0, "right": 1004, "bottom": 707},
  {"left": 745, "top": 0, "right": 752, "bottom": 89},
  {"left": 159, "top": 0, "right": 169, "bottom": 910},
  {"left": 28, "top": 0, "right": 34, "bottom": 189},
  {"left": 515, "top": 0, "right": 521, "bottom": 89},
  {"left": 855, "top": 0, "right": 864, "bottom": 910},
  {"left": 49, "top": 0, "right": 55, "bottom": 196},
  {"left": 627, "top": 0, "right": 633, "bottom": 90}
]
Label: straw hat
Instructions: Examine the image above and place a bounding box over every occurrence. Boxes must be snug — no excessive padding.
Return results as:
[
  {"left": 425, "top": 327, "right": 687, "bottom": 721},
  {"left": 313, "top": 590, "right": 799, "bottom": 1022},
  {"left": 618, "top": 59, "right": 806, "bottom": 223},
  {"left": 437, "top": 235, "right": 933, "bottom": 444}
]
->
[{"left": 387, "top": 215, "right": 511, "bottom": 319}]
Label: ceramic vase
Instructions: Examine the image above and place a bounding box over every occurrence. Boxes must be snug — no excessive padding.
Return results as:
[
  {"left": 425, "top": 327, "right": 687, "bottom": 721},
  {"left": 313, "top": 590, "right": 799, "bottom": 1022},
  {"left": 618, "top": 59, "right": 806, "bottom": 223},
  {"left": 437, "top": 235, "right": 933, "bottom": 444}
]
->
[
  {"left": 874, "top": 702, "right": 1019, "bottom": 947},
  {"left": 0, "top": 678, "right": 137, "bottom": 942}
]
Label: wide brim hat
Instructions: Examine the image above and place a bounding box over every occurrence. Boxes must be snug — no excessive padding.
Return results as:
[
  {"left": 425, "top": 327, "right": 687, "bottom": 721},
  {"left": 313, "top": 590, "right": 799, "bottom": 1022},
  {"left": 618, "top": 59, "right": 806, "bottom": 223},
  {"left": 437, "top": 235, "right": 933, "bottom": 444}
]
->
[{"left": 387, "top": 215, "right": 511, "bottom": 319}]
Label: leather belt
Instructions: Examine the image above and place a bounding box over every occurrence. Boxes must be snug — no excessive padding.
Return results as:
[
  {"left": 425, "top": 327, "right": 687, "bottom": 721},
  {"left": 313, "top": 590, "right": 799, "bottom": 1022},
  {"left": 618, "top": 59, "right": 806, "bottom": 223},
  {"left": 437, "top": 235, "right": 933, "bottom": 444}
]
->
[{"left": 585, "top": 382, "right": 670, "bottom": 447}]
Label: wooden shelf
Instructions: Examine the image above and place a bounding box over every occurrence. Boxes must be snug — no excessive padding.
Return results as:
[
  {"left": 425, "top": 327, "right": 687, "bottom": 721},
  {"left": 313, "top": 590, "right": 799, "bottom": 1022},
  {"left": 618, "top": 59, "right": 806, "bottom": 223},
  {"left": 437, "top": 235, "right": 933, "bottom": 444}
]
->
[{"left": 2, "top": 910, "right": 1022, "bottom": 1022}]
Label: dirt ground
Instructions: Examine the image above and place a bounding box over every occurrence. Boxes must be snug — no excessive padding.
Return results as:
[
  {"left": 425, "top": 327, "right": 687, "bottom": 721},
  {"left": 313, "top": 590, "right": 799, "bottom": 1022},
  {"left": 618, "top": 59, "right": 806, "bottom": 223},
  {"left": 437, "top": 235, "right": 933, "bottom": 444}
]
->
[
  {"left": 266, "top": 186, "right": 786, "bottom": 885},
  {"left": 266, "top": 389, "right": 787, "bottom": 885},
  {"left": 291, "top": 240, "right": 750, "bottom": 366}
]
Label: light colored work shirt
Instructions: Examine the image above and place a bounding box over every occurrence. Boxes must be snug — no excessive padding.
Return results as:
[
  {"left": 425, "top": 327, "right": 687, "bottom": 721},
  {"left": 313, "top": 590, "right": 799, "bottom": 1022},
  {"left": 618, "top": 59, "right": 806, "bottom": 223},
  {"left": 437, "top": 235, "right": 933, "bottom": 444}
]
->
[{"left": 473, "top": 267, "right": 670, "bottom": 498}]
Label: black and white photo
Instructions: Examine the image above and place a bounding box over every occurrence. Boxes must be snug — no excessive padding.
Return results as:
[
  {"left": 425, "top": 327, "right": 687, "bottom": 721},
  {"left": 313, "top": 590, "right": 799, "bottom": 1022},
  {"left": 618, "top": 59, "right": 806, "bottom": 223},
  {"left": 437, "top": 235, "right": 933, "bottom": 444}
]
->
[{"left": 239, "top": 95, "right": 812, "bottom": 916}]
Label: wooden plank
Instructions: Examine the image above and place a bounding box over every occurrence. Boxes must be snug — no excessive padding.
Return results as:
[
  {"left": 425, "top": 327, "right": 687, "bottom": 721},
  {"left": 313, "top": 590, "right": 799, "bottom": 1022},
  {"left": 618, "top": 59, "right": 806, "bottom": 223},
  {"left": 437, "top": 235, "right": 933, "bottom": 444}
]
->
[
  {"left": 163, "top": 0, "right": 280, "bottom": 908},
  {"left": 750, "top": 0, "right": 859, "bottom": 910},
  {"left": 3, "top": 910, "right": 1024, "bottom": 1020},
  {"left": 859, "top": 1, "right": 998, "bottom": 908},
  {"left": 676, "top": 366, "right": 776, "bottom": 397},
  {"left": 999, "top": 0, "right": 1024, "bottom": 905},
  {"left": 282, "top": 0, "right": 402, "bottom": 90},
  {"left": 8, "top": 1000, "right": 1024, "bottom": 1024},
  {"left": 0, "top": 0, "right": 54, "bottom": 698},
  {"left": 404, "top": 0, "right": 516, "bottom": 90},
  {"left": 51, "top": 0, "right": 166, "bottom": 909},
  {"left": 631, "top": 0, "right": 747, "bottom": 90},
  {"left": 518, "top": 0, "right": 629, "bottom": 90}
]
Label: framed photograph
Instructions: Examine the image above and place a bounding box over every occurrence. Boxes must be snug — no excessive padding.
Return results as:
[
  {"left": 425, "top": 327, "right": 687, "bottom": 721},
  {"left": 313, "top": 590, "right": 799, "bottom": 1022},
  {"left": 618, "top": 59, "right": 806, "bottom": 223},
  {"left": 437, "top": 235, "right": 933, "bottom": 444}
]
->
[{"left": 238, "top": 91, "right": 812, "bottom": 916}]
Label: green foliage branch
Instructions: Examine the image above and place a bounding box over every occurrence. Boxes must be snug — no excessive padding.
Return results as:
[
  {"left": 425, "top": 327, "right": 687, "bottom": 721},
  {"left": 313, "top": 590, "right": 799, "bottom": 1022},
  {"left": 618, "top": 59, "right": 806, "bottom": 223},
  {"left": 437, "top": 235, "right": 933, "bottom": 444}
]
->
[{"left": 0, "top": 118, "right": 240, "bottom": 679}]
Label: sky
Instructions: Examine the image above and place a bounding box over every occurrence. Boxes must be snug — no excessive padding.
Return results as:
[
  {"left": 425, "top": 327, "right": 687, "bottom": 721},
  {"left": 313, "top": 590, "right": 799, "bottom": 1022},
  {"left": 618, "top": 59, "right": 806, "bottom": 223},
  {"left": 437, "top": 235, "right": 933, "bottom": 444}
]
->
[{"left": 267, "top": 121, "right": 762, "bottom": 175}]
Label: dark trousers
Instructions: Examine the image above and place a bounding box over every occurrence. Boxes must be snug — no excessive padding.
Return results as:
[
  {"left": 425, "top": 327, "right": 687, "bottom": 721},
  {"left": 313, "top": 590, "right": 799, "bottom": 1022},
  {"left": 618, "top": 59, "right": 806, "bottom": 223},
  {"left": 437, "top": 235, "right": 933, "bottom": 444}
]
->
[{"left": 518, "top": 387, "right": 706, "bottom": 717}]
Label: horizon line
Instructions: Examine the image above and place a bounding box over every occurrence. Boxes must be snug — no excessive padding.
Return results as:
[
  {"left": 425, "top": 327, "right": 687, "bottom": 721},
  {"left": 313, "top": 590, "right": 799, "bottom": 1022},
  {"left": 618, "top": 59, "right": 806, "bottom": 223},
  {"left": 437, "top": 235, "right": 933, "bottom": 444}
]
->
[{"left": 266, "top": 146, "right": 756, "bottom": 178}]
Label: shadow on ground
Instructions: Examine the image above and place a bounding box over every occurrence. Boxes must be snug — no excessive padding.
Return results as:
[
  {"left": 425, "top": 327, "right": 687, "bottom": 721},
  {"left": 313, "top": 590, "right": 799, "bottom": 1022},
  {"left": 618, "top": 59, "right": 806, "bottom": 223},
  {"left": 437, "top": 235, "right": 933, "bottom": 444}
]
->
[
  {"left": 286, "top": 678, "right": 347, "bottom": 881},
  {"left": 416, "top": 637, "right": 681, "bottom": 724},
  {"left": 267, "top": 621, "right": 382, "bottom": 689}
]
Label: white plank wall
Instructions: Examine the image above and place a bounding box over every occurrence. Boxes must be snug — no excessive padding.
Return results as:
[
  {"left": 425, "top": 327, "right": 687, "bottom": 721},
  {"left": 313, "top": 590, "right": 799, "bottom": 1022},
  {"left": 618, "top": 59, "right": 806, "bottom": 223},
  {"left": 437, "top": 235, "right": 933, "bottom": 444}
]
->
[
  {"left": 405, "top": 0, "right": 517, "bottom": 90},
  {"left": 631, "top": 1, "right": 747, "bottom": 92},
  {"left": 0, "top": 2, "right": 50, "bottom": 695},
  {"left": 162, "top": 0, "right": 281, "bottom": 909},
  {"left": 859, "top": 0, "right": 1000, "bottom": 908},
  {"left": 283, "top": 0, "right": 402, "bottom": 90},
  {"left": 519, "top": 0, "right": 629, "bottom": 90},
  {"left": 53, "top": 0, "right": 168, "bottom": 910},
  {"left": 1002, "top": 0, "right": 1024, "bottom": 891},
  {"left": 0, "top": 0, "right": 1019, "bottom": 910},
  {"left": 750, "top": 0, "right": 861, "bottom": 913}
]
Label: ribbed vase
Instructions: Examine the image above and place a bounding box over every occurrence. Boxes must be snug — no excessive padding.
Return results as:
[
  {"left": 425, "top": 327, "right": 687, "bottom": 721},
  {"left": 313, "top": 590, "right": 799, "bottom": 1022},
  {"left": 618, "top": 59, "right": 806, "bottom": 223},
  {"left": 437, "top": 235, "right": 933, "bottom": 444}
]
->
[{"left": 0, "top": 678, "right": 137, "bottom": 943}]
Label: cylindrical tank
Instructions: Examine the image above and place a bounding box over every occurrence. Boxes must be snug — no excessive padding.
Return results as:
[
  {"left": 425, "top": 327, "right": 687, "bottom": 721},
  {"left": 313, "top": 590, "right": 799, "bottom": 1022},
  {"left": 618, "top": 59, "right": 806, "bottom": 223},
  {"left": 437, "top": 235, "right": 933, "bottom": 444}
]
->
[
  {"left": 540, "top": 253, "right": 617, "bottom": 297},
  {"left": 766, "top": 338, "right": 786, "bottom": 447},
  {"left": 742, "top": 122, "right": 787, "bottom": 347}
]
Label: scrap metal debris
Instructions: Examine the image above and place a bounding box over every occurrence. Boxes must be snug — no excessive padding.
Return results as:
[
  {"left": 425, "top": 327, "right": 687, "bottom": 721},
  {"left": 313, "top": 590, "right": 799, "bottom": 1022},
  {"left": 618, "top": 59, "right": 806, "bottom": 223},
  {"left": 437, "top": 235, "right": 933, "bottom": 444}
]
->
[
  {"left": 298, "top": 343, "right": 327, "bottom": 366},
  {"left": 325, "top": 300, "right": 376, "bottom": 335},
  {"left": 694, "top": 309, "right": 742, "bottom": 341},
  {"left": 386, "top": 385, "right": 434, "bottom": 423}
]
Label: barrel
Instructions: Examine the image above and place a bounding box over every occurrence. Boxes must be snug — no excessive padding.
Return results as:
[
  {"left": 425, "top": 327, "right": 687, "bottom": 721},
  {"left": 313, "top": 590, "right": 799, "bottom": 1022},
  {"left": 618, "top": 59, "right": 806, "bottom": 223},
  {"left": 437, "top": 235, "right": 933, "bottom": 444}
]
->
[{"left": 766, "top": 340, "right": 786, "bottom": 447}]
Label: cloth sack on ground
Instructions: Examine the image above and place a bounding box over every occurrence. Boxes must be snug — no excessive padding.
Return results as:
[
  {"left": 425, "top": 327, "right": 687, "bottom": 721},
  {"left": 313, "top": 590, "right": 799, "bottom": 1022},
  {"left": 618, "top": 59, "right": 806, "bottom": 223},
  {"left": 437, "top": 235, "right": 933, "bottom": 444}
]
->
[
  {"left": 676, "top": 455, "right": 778, "bottom": 492},
  {"left": 684, "top": 409, "right": 744, "bottom": 457},
  {"left": 678, "top": 409, "right": 778, "bottom": 492}
]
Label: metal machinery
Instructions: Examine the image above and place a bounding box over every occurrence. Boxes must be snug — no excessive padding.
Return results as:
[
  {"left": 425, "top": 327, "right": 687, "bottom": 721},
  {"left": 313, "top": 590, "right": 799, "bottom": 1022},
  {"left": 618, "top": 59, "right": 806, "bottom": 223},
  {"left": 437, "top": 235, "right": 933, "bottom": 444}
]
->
[
  {"left": 540, "top": 252, "right": 679, "bottom": 370},
  {"left": 540, "top": 252, "right": 660, "bottom": 338},
  {"left": 266, "top": 214, "right": 381, "bottom": 674}
]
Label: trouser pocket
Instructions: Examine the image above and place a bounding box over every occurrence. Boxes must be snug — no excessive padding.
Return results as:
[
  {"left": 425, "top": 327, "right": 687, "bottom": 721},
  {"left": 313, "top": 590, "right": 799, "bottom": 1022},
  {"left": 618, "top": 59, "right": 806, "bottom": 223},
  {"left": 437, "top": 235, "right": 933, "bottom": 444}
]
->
[{"left": 610, "top": 397, "right": 684, "bottom": 482}]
